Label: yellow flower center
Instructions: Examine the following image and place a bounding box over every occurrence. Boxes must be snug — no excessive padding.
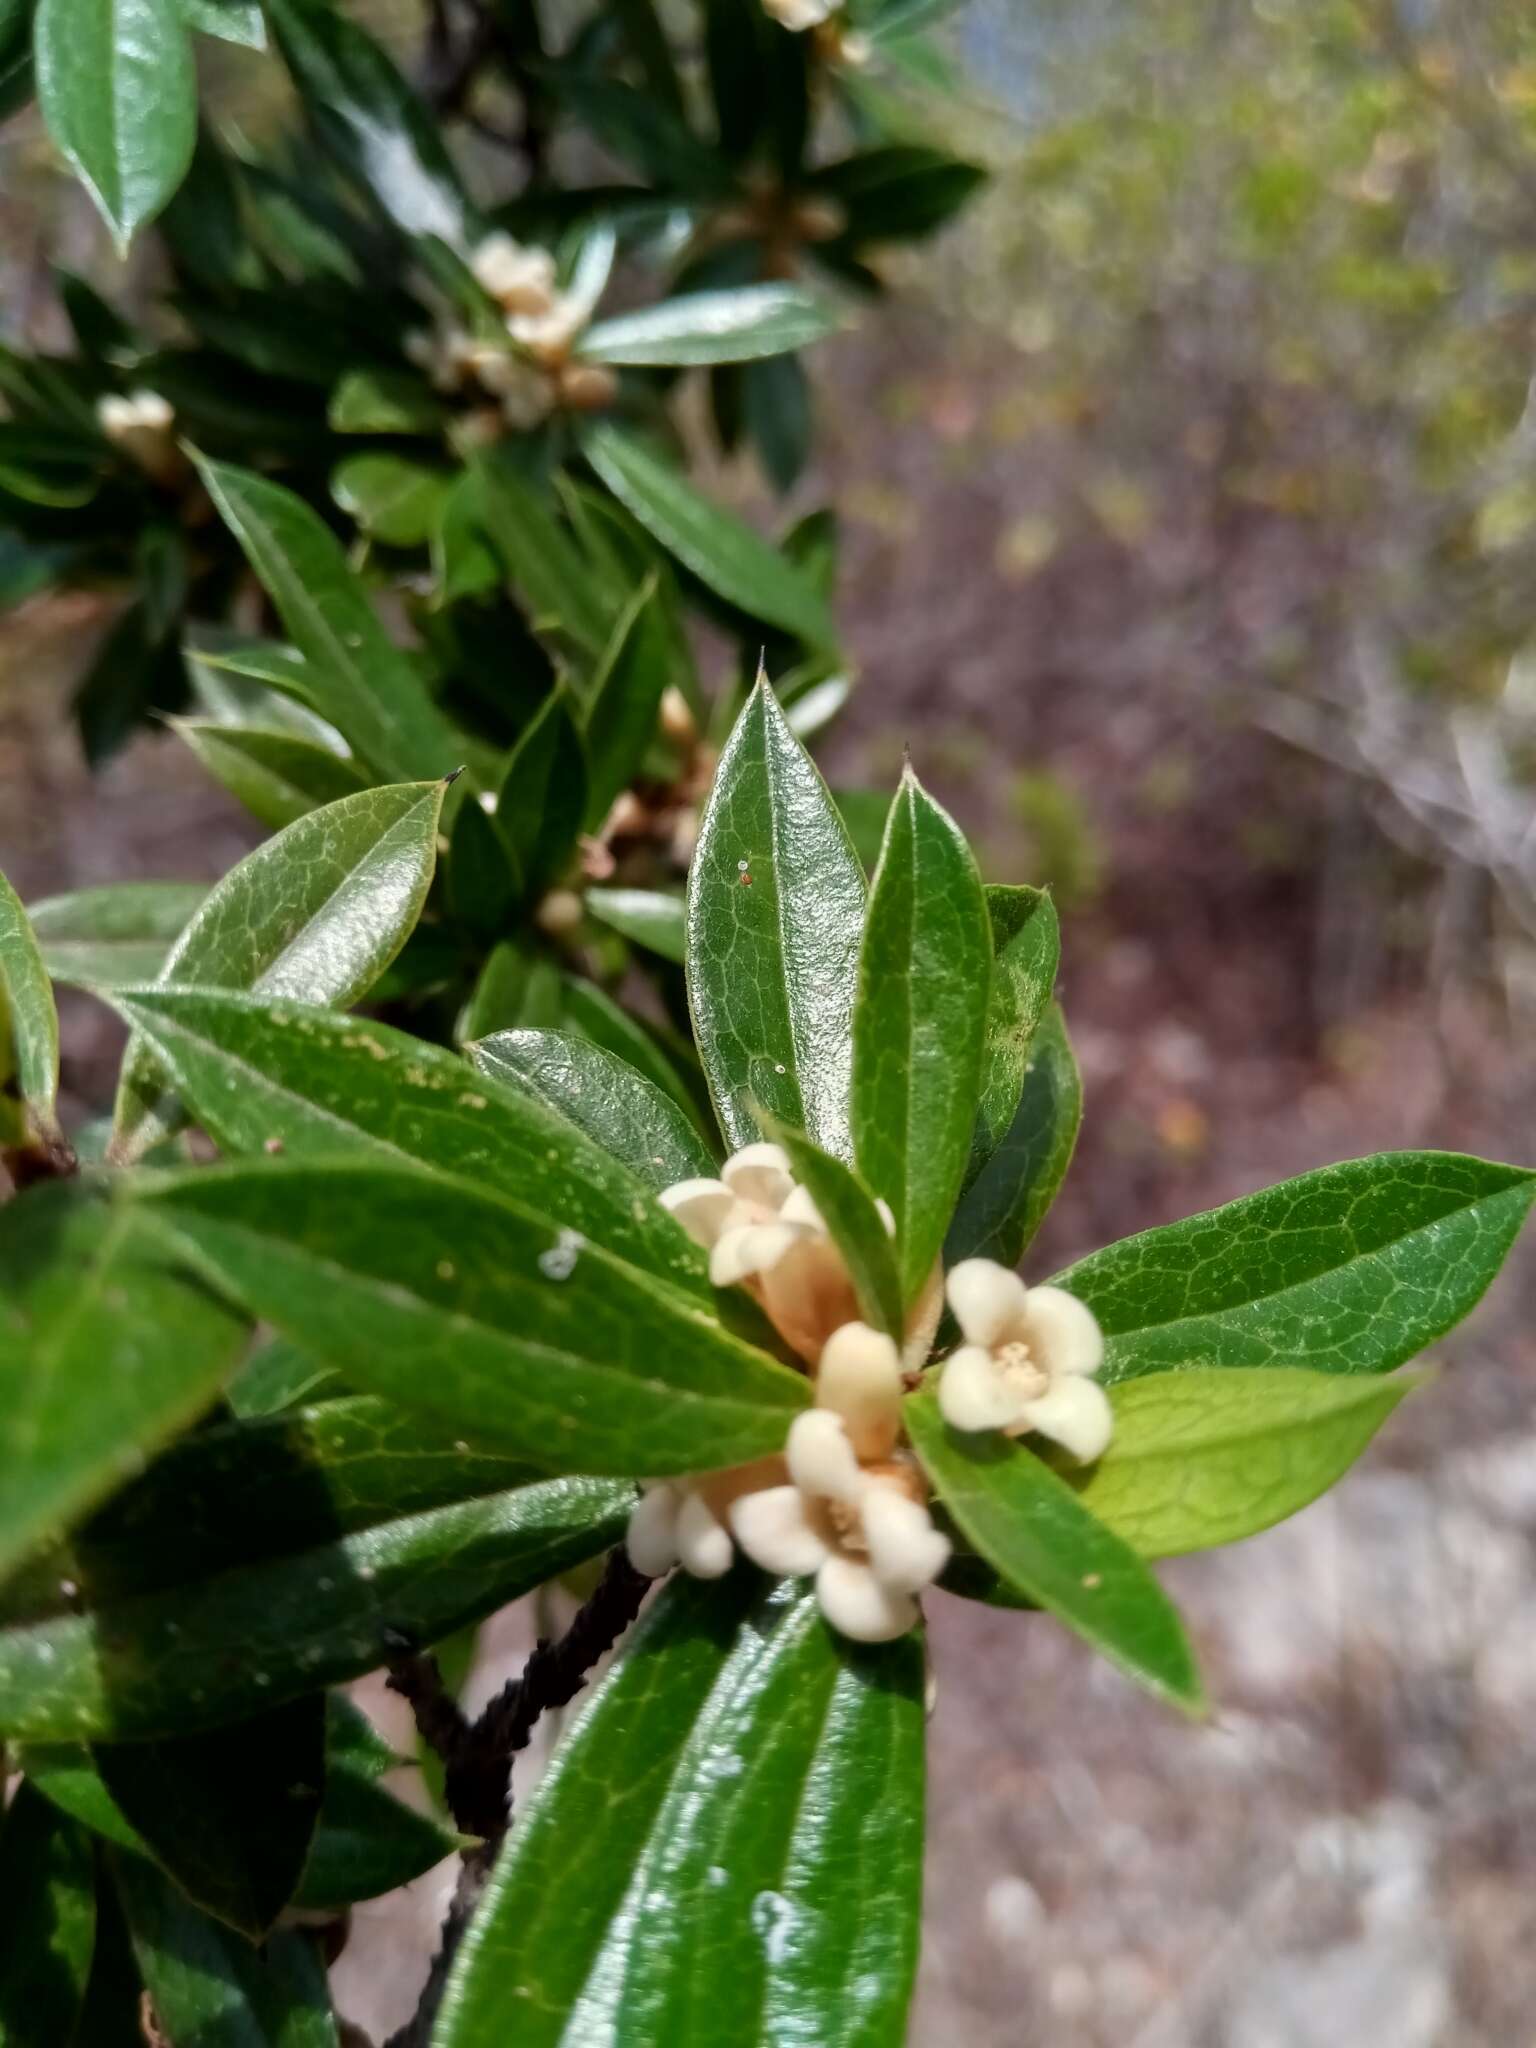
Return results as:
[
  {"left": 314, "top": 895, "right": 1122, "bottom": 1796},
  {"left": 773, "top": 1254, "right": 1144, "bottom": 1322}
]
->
[{"left": 995, "top": 1339, "right": 1049, "bottom": 1401}]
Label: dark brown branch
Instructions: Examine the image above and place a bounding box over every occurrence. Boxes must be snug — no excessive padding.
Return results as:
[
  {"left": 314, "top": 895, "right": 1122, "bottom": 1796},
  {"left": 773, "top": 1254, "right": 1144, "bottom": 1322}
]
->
[
  {"left": 380, "top": 1844, "right": 495, "bottom": 2048},
  {"left": 384, "top": 1648, "right": 471, "bottom": 1767}
]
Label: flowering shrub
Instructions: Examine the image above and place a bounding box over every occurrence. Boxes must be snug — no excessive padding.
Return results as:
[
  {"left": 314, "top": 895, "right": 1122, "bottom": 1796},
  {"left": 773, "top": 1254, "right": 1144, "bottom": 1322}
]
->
[{"left": 2, "top": 675, "right": 1531, "bottom": 2043}]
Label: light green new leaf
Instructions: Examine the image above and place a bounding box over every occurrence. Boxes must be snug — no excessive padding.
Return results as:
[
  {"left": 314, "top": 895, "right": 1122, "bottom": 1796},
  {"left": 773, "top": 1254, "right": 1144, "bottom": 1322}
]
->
[
  {"left": 688, "top": 679, "right": 866, "bottom": 1158},
  {"left": 35, "top": 0, "right": 196, "bottom": 249},
  {"left": 771, "top": 1121, "right": 903, "bottom": 1341},
  {"left": 907, "top": 1391, "right": 1203, "bottom": 1709},
  {"left": 93, "top": 1697, "right": 325, "bottom": 1939},
  {"left": 583, "top": 423, "right": 836, "bottom": 648},
  {"left": 196, "top": 458, "right": 461, "bottom": 781},
  {"left": 26, "top": 882, "right": 207, "bottom": 990},
  {"left": 127, "top": 1158, "right": 809, "bottom": 1475},
  {"left": 329, "top": 367, "right": 445, "bottom": 436},
  {"left": 584, "top": 886, "right": 686, "bottom": 964},
  {"left": 968, "top": 884, "right": 1059, "bottom": 1187},
  {"left": 109, "top": 988, "right": 709, "bottom": 1296},
  {"left": 580, "top": 284, "right": 840, "bottom": 367},
  {"left": 114, "top": 1854, "right": 337, "bottom": 2048},
  {"left": 852, "top": 769, "right": 991, "bottom": 1304},
  {"left": 1054, "top": 1151, "right": 1536, "bottom": 1383},
  {"left": 0, "top": 868, "right": 59, "bottom": 1147},
  {"left": 583, "top": 577, "right": 673, "bottom": 828},
  {"left": 0, "top": 1183, "right": 247, "bottom": 1583},
  {"left": 470, "top": 1028, "right": 716, "bottom": 1191},
  {"left": 333, "top": 453, "right": 450, "bottom": 547},
  {"left": 172, "top": 720, "right": 371, "bottom": 831},
  {"left": 1056, "top": 1367, "right": 1421, "bottom": 1559},
  {"left": 180, "top": 0, "right": 264, "bottom": 47},
  {"left": 0, "top": 1782, "right": 96, "bottom": 2048},
  {"left": 438, "top": 1573, "right": 924, "bottom": 2048},
  {"left": 110, "top": 779, "right": 446, "bottom": 1161},
  {"left": 947, "top": 1002, "right": 1081, "bottom": 1269}
]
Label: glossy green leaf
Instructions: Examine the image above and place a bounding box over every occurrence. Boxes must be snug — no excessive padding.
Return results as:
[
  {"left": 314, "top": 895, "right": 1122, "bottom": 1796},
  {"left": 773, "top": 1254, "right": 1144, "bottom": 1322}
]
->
[
  {"left": 127, "top": 1158, "right": 807, "bottom": 1476},
  {"left": 470, "top": 1028, "right": 716, "bottom": 1191},
  {"left": 1054, "top": 1151, "right": 1536, "bottom": 1384},
  {"left": 584, "top": 886, "right": 686, "bottom": 964},
  {"left": 583, "top": 423, "right": 836, "bottom": 648},
  {"left": 582, "top": 576, "right": 673, "bottom": 828},
  {"left": 906, "top": 1391, "right": 1203, "bottom": 1709},
  {"left": 25, "top": 882, "right": 207, "bottom": 990},
  {"left": 329, "top": 367, "right": 445, "bottom": 435},
  {"left": 581, "top": 285, "right": 839, "bottom": 367},
  {"left": 227, "top": 1336, "right": 346, "bottom": 1419},
  {"left": 94, "top": 1696, "right": 324, "bottom": 1939},
  {"left": 446, "top": 793, "right": 521, "bottom": 939},
  {"left": 181, "top": 0, "right": 264, "bottom": 42},
  {"left": 35, "top": 0, "right": 196, "bottom": 249},
  {"left": 438, "top": 1573, "right": 924, "bottom": 2048},
  {"left": 196, "top": 458, "right": 461, "bottom": 781},
  {"left": 771, "top": 1123, "right": 903, "bottom": 1341},
  {"left": 968, "top": 884, "right": 1059, "bottom": 1186},
  {"left": 265, "top": 0, "right": 468, "bottom": 241},
  {"left": 688, "top": 679, "right": 866, "bottom": 1157},
  {"left": 947, "top": 1002, "right": 1081, "bottom": 1269},
  {"left": 111, "top": 779, "right": 447, "bottom": 1160},
  {"left": 852, "top": 769, "right": 991, "bottom": 1304},
  {"left": 109, "top": 987, "right": 710, "bottom": 1295},
  {"left": 1055, "top": 1367, "right": 1421, "bottom": 1560},
  {"left": 0, "top": 1781, "right": 96, "bottom": 2048},
  {"left": 0, "top": 867, "right": 59, "bottom": 1147},
  {"left": 0, "top": 1405, "right": 626, "bottom": 1742},
  {"left": 560, "top": 976, "right": 705, "bottom": 1130},
  {"left": 333, "top": 453, "right": 449, "bottom": 547},
  {"left": 496, "top": 689, "right": 587, "bottom": 904},
  {"left": 472, "top": 453, "right": 613, "bottom": 657},
  {"left": 0, "top": 1183, "right": 247, "bottom": 1584},
  {"left": 113, "top": 1854, "right": 337, "bottom": 2048},
  {"left": 810, "top": 145, "right": 984, "bottom": 244},
  {"left": 172, "top": 720, "right": 370, "bottom": 831}
]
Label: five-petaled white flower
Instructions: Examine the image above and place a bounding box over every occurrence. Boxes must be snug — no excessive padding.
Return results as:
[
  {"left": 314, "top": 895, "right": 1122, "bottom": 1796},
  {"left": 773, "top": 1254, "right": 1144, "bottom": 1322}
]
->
[
  {"left": 939, "top": 1260, "right": 1112, "bottom": 1461},
  {"left": 728, "top": 1322, "right": 951, "bottom": 1642}
]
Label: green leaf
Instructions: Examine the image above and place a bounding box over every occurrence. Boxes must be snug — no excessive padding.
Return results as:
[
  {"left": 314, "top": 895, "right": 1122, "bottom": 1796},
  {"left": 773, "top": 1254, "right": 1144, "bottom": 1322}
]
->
[
  {"left": 687, "top": 679, "right": 866, "bottom": 1157},
  {"left": 446, "top": 793, "right": 521, "bottom": 939},
  {"left": 195, "top": 458, "right": 462, "bottom": 781},
  {"left": 110, "top": 779, "right": 447, "bottom": 1161},
  {"left": 128, "top": 1158, "right": 809, "bottom": 1478},
  {"left": 582, "top": 576, "right": 672, "bottom": 828},
  {"left": 113, "top": 1854, "right": 338, "bottom": 2048},
  {"left": 329, "top": 367, "right": 445, "bottom": 436},
  {"left": 1054, "top": 1151, "right": 1536, "bottom": 1384},
  {"left": 0, "top": 1398, "right": 626, "bottom": 1742},
  {"left": 0, "top": 1782, "right": 96, "bottom": 2048},
  {"left": 108, "top": 987, "right": 710, "bottom": 1294},
  {"left": 71, "top": 1875, "right": 143, "bottom": 2048},
  {"left": 495, "top": 689, "right": 587, "bottom": 904},
  {"left": 34, "top": 0, "right": 196, "bottom": 249},
  {"left": 946, "top": 1003, "right": 1080, "bottom": 1270},
  {"left": 968, "top": 884, "right": 1060, "bottom": 1186},
  {"left": 852, "top": 769, "right": 991, "bottom": 1304},
  {"left": 581, "top": 285, "right": 840, "bottom": 367},
  {"left": 172, "top": 720, "right": 371, "bottom": 831},
  {"left": 473, "top": 453, "right": 614, "bottom": 658},
  {"left": 770, "top": 1123, "right": 903, "bottom": 1341},
  {"left": 0, "top": 867, "right": 59, "bottom": 1148},
  {"left": 93, "top": 1697, "right": 324, "bottom": 1939},
  {"left": 560, "top": 976, "right": 704, "bottom": 1131},
  {"left": 584, "top": 886, "right": 686, "bottom": 964},
  {"left": 809, "top": 145, "right": 984, "bottom": 244},
  {"left": 265, "top": 0, "right": 468, "bottom": 241},
  {"left": 1056, "top": 1367, "right": 1421, "bottom": 1560},
  {"left": 905, "top": 1391, "right": 1203, "bottom": 1710},
  {"left": 745, "top": 350, "right": 812, "bottom": 494},
  {"left": 438, "top": 1573, "right": 924, "bottom": 2048},
  {"left": 582, "top": 423, "right": 836, "bottom": 648},
  {"left": 332, "top": 453, "right": 449, "bottom": 547},
  {"left": 0, "top": 1183, "right": 247, "bottom": 1584},
  {"left": 227, "top": 1336, "right": 346, "bottom": 1419},
  {"left": 470, "top": 1028, "right": 716, "bottom": 1191},
  {"left": 180, "top": 0, "right": 265, "bottom": 45},
  {"left": 25, "top": 882, "right": 207, "bottom": 990}
]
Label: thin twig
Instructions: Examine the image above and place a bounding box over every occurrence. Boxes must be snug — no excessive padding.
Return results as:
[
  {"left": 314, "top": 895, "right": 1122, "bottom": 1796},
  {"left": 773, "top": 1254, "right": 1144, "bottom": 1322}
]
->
[
  {"left": 384, "top": 1648, "right": 471, "bottom": 1767},
  {"left": 380, "top": 1847, "right": 495, "bottom": 2048}
]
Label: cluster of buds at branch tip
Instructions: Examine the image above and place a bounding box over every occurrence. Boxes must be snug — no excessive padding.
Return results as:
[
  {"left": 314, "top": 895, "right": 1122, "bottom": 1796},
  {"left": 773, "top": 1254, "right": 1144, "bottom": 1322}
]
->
[{"left": 96, "top": 389, "right": 187, "bottom": 489}]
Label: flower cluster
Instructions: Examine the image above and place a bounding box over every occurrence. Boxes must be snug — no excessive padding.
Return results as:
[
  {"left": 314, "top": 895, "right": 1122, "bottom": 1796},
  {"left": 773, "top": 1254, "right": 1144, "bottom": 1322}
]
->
[
  {"left": 96, "top": 389, "right": 184, "bottom": 487},
  {"left": 628, "top": 1144, "right": 1111, "bottom": 1643},
  {"left": 405, "top": 233, "right": 615, "bottom": 436}
]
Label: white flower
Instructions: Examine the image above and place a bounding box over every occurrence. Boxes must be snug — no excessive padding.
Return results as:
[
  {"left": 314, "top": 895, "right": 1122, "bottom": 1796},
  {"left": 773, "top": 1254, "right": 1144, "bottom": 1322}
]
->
[
  {"left": 729, "top": 1323, "right": 951, "bottom": 1642},
  {"left": 470, "top": 232, "right": 558, "bottom": 316},
  {"left": 97, "top": 389, "right": 180, "bottom": 483},
  {"left": 939, "top": 1260, "right": 1112, "bottom": 1461},
  {"left": 660, "top": 1142, "right": 941, "bottom": 1367},
  {"left": 762, "top": 0, "right": 840, "bottom": 29},
  {"left": 626, "top": 1457, "right": 786, "bottom": 1579}
]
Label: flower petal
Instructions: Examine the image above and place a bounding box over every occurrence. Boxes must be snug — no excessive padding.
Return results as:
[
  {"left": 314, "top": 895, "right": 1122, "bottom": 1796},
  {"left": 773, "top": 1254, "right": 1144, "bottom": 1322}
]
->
[
  {"left": 861, "top": 1483, "right": 951, "bottom": 1594},
  {"left": 816, "top": 1322, "right": 902, "bottom": 1459},
  {"left": 786, "top": 1409, "right": 863, "bottom": 1503},
  {"left": 730, "top": 1485, "right": 830, "bottom": 1576},
  {"left": 675, "top": 1490, "right": 735, "bottom": 1578},
  {"left": 711, "top": 1220, "right": 801, "bottom": 1287},
  {"left": 658, "top": 1178, "right": 734, "bottom": 1249},
  {"left": 815, "top": 1555, "right": 919, "bottom": 1643},
  {"left": 720, "top": 1142, "right": 794, "bottom": 1211},
  {"left": 1013, "top": 1375, "right": 1114, "bottom": 1463},
  {"left": 778, "top": 1182, "right": 826, "bottom": 1232},
  {"left": 1022, "top": 1285, "right": 1104, "bottom": 1378},
  {"left": 946, "top": 1258, "right": 1030, "bottom": 1348},
  {"left": 626, "top": 1484, "right": 679, "bottom": 1576},
  {"left": 938, "top": 1345, "right": 1025, "bottom": 1433}
]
